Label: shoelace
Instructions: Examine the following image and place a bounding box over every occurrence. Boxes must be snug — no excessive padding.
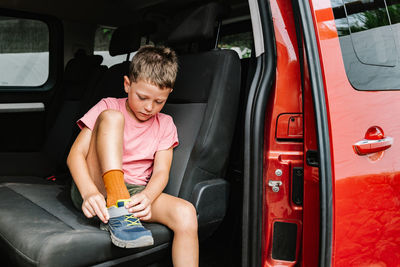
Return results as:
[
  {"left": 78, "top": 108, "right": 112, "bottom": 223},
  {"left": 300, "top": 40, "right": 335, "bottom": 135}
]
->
[{"left": 124, "top": 214, "right": 141, "bottom": 226}]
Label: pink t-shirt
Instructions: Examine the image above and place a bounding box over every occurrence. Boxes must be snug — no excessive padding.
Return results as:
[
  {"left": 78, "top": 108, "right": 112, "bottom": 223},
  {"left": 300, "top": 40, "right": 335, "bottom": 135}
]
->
[{"left": 77, "top": 97, "right": 179, "bottom": 185}]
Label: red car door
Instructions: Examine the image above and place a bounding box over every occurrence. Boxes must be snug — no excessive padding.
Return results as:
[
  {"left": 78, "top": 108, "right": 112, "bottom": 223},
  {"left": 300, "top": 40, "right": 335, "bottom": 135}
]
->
[{"left": 302, "top": 0, "right": 400, "bottom": 266}]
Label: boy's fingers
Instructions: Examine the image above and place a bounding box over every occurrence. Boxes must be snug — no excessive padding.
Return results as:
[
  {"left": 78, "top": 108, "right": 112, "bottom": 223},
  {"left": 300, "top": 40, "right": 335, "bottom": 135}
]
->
[
  {"left": 97, "top": 197, "right": 109, "bottom": 221},
  {"left": 104, "top": 208, "right": 110, "bottom": 221},
  {"left": 93, "top": 203, "right": 105, "bottom": 222},
  {"left": 82, "top": 206, "right": 94, "bottom": 218},
  {"left": 88, "top": 198, "right": 106, "bottom": 223},
  {"left": 83, "top": 202, "right": 95, "bottom": 216},
  {"left": 129, "top": 203, "right": 146, "bottom": 213},
  {"left": 134, "top": 207, "right": 151, "bottom": 219},
  {"left": 126, "top": 195, "right": 142, "bottom": 208},
  {"left": 95, "top": 198, "right": 109, "bottom": 222}
]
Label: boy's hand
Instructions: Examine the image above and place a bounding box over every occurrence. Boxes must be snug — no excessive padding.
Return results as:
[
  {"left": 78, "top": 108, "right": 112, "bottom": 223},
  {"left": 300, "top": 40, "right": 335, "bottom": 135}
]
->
[
  {"left": 126, "top": 192, "right": 152, "bottom": 221},
  {"left": 82, "top": 192, "right": 109, "bottom": 224}
]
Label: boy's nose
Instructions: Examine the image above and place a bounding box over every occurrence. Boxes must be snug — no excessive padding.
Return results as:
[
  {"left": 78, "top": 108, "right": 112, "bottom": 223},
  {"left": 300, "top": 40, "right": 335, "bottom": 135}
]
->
[{"left": 144, "top": 103, "right": 153, "bottom": 112}]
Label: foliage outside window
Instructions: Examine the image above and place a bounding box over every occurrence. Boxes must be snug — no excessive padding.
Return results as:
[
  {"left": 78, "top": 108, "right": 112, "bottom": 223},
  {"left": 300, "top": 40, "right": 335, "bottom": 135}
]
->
[{"left": 219, "top": 32, "right": 252, "bottom": 59}]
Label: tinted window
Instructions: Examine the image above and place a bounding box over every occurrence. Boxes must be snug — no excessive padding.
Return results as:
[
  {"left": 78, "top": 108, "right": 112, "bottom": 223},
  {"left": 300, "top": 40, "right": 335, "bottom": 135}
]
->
[
  {"left": 331, "top": 0, "right": 400, "bottom": 90},
  {"left": 0, "top": 16, "right": 49, "bottom": 87}
]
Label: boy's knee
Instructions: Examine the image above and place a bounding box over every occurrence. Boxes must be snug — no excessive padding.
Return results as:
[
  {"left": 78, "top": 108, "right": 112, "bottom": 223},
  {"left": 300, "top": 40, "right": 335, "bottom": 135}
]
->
[
  {"left": 174, "top": 200, "right": 198, "bottom": 233},
  {"left": 98, "top": 110, "right": 124, "bottom": 125}
]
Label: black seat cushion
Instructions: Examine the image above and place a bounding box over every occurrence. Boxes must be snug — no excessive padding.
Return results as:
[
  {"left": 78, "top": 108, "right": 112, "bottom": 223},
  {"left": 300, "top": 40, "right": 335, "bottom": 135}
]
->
[{"left": 0, "top": 182, "right": 172, "bottom": 267}]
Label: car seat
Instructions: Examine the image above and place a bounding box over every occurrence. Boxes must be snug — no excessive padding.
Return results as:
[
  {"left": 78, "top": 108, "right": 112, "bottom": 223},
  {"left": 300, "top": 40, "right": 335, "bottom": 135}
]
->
[{"left": 0, "top": 3, "right": 241, "bottom": 266}]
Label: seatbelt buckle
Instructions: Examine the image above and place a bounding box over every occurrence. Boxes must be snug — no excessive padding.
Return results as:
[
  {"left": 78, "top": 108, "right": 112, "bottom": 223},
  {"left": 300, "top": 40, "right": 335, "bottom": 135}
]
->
[{"left": 46, "top": 175, "right": 56, "bottom": 181}]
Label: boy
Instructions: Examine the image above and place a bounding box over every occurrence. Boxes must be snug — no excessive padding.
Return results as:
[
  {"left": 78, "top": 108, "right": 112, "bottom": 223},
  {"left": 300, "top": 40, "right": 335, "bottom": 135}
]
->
[{"left": 67, "top": 46, "right": 198, "bottom": 267}]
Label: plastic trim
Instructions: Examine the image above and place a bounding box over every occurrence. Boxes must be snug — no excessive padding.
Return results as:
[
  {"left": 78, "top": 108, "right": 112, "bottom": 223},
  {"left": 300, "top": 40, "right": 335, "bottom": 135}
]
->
[
  {"left": 242, "top": 0, "right": 276, "bottom": 266},
  {"left": 92, "top": 243, "right": 170, "bottom": 267},
  {"left": 297, "top": 1, "right": 333, "bottom": 266},
  {"left": 248, "top": 0, "right": 265, "bottom": 57},
  {"left": 0, "top": 103, "right": 45, "bottom": 113}
]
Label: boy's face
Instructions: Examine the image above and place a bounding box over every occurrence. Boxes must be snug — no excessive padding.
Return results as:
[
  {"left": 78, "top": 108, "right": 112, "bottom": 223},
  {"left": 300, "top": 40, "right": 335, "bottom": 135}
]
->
[{"left": 124, "top": 76, "right": 172, "bottom": 122}]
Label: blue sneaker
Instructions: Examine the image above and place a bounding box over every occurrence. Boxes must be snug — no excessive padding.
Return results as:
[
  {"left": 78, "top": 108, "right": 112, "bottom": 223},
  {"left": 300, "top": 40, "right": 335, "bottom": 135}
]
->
[{"left": 104, "top": 199, "right": 154, "bottom": 248}]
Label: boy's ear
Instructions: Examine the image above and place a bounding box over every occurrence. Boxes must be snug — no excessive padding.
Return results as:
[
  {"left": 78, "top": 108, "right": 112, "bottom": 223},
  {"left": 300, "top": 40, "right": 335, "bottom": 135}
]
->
[{"left": 123, "top": 76, "right": 131, "bottom": 93}]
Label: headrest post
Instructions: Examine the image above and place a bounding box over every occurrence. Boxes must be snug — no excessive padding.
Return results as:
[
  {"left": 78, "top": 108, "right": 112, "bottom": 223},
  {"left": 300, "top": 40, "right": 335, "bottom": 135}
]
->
[
  {"left": 146, "top": 36, "right": 150, "bottom": 44},
  {"left": 214, "top": 20, "right": 222, "bottom": 49},
  {"left": 126, "top": 53, "right": 131, "bottom": 62}
]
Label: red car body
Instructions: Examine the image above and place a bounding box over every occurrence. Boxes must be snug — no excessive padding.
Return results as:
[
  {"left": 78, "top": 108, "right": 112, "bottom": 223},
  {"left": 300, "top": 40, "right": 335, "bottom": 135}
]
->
[{"left": 261, "top": 0, "right": 400, "bottom": 266}]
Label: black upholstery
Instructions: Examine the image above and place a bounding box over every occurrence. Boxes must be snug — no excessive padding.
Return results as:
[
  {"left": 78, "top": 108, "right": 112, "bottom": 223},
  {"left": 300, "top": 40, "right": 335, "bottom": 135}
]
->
[
  {"left": 0, "top": 3, "right": 241, "bottom": 266},
  {"left": 168, "top": 2, "right": 230, "bottom": 44},
  {"left": 0, "top": 182, "right": 171, "bottom": 267},
  {"left": 109, "top": 22, "right": 156, "bottom": 56},
  {"left": 164, "top": 50, "right": 241, "bottom": 200}
]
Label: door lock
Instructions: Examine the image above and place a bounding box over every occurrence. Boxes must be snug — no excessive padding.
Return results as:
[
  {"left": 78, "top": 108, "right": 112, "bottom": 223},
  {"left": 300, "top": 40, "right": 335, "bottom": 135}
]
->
[{"left": 268, "top": 180, "right": 283, "bottom": 192}]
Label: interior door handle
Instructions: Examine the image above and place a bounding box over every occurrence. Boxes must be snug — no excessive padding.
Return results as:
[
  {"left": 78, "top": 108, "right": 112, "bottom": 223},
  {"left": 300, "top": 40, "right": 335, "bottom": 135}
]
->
[{"left": 353, "top": 136, "right": 393, "bottom": 155}]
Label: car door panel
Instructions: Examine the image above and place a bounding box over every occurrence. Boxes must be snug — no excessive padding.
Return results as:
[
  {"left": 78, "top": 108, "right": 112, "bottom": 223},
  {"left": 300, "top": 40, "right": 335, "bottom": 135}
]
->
[{"left": 308, "top": 0, "right": 400, "bottom": 265}]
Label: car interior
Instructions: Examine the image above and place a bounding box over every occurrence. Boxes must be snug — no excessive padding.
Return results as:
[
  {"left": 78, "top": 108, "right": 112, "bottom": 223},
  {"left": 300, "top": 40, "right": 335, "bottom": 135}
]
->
[{"left": 0, "top": 0, "right": 256, "bottom": 266}]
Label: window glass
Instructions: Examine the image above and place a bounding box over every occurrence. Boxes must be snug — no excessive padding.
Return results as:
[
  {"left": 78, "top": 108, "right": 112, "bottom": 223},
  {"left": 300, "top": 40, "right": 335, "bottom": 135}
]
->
[
  {"left": 345, "top": 0, "right": 396, "bottom": 66},
  {"left": 219, "top": 32, "right": 253, "bottom": 59},
  {"left": 332, "top": 0, "right": 400, "bottom": 90},
  {"left": 0, "top": 16, "right": 49, "bottom": 87},
  {"left": 94, "top": 26, "right": 135, "bottom": 67}
]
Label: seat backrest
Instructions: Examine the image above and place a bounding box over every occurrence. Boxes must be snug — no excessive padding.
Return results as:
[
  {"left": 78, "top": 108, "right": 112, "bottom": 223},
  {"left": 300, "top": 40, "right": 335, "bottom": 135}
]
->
[
  {"left": 85, "top": 21, "right": 157, "bottom": 108},
  {"left": 56, "top": 22, "right": 156, "bottom": 176},
  {"left": 162, "top": 3, "right": 241, "bottom": 203},
  {"left": 164, "top": 50, "right": 241, "bottom": 199},
  {"left": 43, "top": 53, "right": 106, "bottom": 168}
]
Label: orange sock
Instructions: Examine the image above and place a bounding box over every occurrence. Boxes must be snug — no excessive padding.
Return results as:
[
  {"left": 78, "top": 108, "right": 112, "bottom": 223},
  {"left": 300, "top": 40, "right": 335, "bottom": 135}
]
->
[{"left": 103, "top": 169, "right": 130, "bottom": 207}]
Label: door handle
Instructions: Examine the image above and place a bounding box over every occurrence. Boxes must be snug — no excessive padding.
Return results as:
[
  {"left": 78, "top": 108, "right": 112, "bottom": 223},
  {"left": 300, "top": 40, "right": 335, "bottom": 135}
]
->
[
  {"left": 353, "top": 126, "right": 393, "bottom": 155},
  {"left": 353, "top": 137, "right": 393, "bottom": 155}
]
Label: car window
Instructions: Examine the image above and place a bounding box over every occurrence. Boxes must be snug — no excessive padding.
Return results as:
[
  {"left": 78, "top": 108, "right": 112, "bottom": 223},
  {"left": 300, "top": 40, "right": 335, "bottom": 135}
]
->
[
  {"left": 0, "top": 15, "right": 49, "bottom": 87},
  {"left": 94, "top": 26, "right": 135, "bottom": 66},
  {"left": 219, "top": 31, "right": 253, "bottom": 59},
  {"left": 331, "top": 0, "right": 400, "bottom": 90}
]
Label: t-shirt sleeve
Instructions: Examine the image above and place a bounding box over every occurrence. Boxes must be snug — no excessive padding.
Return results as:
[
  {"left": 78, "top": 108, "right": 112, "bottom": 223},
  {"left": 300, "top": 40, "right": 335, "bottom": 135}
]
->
[
  {"left": 157, "top": 116, "right": 179, "bottom": 151},
  {"left": 77, "top": 98, "right": 118, "bottom": 130}
]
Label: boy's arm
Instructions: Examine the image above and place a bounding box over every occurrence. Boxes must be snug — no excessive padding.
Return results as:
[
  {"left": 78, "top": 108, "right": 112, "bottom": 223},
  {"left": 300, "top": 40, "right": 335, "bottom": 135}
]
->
[
  {"left": 126, "top": 147, "right": 173, "bottom": 219},
  {"left": 67, "top": 127, "right": 109, "bottom": 223},
  {"left": 144, "top": 147, "right": 173, "bottom": 202}
]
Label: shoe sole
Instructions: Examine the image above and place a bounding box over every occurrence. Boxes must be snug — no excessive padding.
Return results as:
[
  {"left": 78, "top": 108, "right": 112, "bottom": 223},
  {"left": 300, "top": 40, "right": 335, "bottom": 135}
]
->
[
  {"left": 110, "top": 232, "right": 154, "bottom": 248},
  {"left": 101, "top": 223, "right": 154, "bottom": 248}
]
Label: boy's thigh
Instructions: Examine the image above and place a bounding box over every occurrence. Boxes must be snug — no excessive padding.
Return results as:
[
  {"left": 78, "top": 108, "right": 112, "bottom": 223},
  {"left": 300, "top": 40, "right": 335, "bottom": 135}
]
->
[{"left": 148, "top": 193, "right": 197, "bottom": 229}]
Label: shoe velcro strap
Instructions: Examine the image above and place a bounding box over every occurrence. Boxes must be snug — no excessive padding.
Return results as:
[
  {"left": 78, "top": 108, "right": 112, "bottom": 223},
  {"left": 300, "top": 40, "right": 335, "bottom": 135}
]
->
[{"left": 108, "top": 206, "right": 131, "bottom": 218}]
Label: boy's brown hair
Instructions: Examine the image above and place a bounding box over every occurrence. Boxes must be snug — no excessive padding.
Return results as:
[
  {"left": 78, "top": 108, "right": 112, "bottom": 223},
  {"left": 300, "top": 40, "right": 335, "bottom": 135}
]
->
[{"left": 129, "top": 45, "right": 178, "bottom": 89}]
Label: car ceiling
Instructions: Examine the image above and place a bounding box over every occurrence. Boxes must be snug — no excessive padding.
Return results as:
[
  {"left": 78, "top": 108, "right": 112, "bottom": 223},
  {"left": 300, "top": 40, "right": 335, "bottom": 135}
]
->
[{"left": 0, "top": 0, "right": 248, "bottom": 26}]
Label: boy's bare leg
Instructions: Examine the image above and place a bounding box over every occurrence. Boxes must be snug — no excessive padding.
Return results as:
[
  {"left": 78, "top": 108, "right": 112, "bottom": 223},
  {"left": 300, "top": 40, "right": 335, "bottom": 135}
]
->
[
  {"left": 86, "top": 110, "right": 128, "bottom": 201},
  {"left": 148, "top": 193, "right": 199, "bottom": 267}
]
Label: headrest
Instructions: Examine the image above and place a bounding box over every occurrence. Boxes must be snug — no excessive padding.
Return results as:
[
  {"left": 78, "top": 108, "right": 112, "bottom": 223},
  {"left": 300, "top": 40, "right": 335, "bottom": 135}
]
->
[
  {"left": 64, "top": 55, "right": 103, "bottom": 82},
  {"left": 168, "top": 3, "right": 230, "bottom": 44},
  {"left": 109, "top": 21, "right": 157, "bottom": 56},
  {"left": 168, "top": 50, "right": 238, "bottom": 103}
]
